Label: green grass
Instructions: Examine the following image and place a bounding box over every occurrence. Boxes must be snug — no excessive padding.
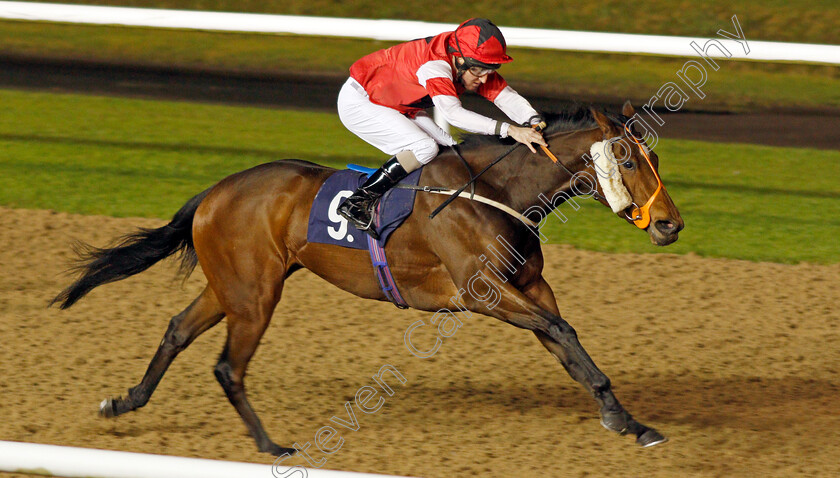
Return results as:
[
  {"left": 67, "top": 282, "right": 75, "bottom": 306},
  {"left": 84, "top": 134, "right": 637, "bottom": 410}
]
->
[
  {"left": 1, "top": 88, "right": 838, "bottom": 264},
  {"left": 540, "top": 140, "right": 840, "bottom": 263},
  {"left": 0, "top": 90, "right": 379, "bottom": 217},
  {"left": 2, "top": 0, "right": 840, "bottom": 112}
]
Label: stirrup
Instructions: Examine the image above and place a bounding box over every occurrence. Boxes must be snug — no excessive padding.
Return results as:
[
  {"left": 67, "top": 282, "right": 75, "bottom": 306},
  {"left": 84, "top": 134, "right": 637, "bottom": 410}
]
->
[
  {"left": 338, "top": 199, "right": 380, "bottom": 239},
  {"left": 355, "top": 204, "right": 381, "bottom": 239}
]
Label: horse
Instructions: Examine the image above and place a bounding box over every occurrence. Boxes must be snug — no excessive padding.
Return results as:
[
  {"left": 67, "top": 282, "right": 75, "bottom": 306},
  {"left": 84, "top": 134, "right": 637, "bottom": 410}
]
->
[{"left": 53, "top": 102, "right": 684, "bottom": 456}]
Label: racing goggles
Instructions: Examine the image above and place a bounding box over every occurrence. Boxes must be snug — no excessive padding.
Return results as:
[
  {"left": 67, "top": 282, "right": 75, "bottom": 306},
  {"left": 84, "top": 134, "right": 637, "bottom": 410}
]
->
[
  {"left": 467, "top": 66, "right": 497, "bottom": 77},
  {"left": 461, "top": 58, "right": 500, "bottom": 77}
]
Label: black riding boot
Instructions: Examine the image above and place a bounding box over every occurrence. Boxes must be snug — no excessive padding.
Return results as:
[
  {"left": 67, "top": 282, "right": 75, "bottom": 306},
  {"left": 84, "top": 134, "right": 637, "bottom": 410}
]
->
[{"left": 337, "top": 157, "right": 408, "bottom": 239}]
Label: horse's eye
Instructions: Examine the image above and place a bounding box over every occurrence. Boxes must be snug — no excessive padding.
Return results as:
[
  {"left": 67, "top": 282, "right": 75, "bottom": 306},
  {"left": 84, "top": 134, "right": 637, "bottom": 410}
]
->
[{"left": 622, "top": 160, "right": 636, "bottom": 170}]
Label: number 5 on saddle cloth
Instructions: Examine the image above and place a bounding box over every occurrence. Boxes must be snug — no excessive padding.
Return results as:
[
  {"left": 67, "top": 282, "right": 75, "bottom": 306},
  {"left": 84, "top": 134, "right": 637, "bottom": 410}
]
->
[{"left": 306, "top": 166, "right": 423, "bottom": 308}]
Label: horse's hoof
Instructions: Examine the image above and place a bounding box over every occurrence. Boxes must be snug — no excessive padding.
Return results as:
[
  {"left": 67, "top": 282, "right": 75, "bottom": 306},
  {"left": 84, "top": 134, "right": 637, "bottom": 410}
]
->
[
  {"left": 636, "top": 428, "right": 668, "bottom": 447},
  {"left": 99, "top": 398, "right": 117, "bottom": 418},
  {"left": 263, "top": 442, "right": 297, "bottom": 457}
]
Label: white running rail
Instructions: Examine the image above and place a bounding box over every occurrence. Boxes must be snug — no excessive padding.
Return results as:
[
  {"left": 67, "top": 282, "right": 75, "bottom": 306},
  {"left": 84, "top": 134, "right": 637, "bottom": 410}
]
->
[
  {"left": 0, "top": 440, "right": 417, "bottom": 478},
  {"left": 0, "top": 1, "right": 838, "bottom": 65}
]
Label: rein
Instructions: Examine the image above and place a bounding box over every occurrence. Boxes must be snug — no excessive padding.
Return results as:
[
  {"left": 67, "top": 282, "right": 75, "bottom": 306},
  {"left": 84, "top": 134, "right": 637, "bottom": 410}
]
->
[
  {"left": 426, "top": 122, "right": 604, "bottom": 226},
  {"left": 428, "top": 142, "right": 522, "bottom": 220},
  {"left": 450, "top": 144, "right": 476, "bottom": 200},
  {"left": 424, "top": 119, "right": 669, "bottom": 229},
  {"left": 535, "top": 124, "right": 607, "bottom": 204}
]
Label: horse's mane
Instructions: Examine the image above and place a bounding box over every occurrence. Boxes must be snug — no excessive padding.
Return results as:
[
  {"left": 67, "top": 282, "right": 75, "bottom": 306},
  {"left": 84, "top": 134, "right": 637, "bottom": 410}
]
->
[{"left": 458, "top": 105, "right": 600, "bottom": 151}]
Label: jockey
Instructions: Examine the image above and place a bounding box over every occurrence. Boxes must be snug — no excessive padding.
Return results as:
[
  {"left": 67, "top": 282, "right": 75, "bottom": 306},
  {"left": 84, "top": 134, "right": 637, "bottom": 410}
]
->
[{"left": 336, "top": 17, "right": 547, "bottom": 238}]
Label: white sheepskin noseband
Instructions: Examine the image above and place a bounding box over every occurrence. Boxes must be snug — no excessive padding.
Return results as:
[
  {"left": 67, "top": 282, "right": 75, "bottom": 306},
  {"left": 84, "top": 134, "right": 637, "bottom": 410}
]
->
[{"left": 590, "top": 140, "right": 633, "bottom": 213}]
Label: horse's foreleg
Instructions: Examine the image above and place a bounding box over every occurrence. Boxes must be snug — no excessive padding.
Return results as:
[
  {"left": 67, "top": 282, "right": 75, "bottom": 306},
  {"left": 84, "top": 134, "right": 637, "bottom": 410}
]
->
[
  {"left": 531, "top": 329, "right": 664, "bottom": 446},
  {"left": 213, "top": 286, "right": 295, "bottom": 457},
  {"left": 493, "top": 277, "right": 666, "bottom": 447},
  {"left": 100, "top": 286, "right": 225, "bottom": 417}
]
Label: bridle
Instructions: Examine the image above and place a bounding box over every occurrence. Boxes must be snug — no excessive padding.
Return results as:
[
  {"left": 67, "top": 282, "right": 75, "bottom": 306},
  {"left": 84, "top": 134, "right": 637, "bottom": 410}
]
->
[
  {"left": 537, "top": 120, "right": 665, "bottom": 230},
  {"left": 620, "top": 123, "right": 665, "bottom": 230}
]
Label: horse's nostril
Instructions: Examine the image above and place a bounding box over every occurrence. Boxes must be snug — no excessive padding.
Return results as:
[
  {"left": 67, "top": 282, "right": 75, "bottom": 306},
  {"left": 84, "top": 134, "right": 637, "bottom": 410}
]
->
[{"left": 655, "top": 220, "right": 676, "bottom": 234}]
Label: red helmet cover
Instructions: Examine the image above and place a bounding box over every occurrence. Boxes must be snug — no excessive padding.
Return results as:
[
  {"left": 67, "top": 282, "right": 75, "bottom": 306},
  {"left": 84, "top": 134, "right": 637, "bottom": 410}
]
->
[{"left": 449, "top": 18, "right": 513, "bottom": 65}]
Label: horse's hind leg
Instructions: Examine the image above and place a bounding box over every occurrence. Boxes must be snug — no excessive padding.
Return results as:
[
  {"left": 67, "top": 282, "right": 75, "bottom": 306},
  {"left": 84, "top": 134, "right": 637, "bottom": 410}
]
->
[
  {"left": 100, "top": 286, "right": 225, "bottom": 417},
  {"left": 212, "top": 281, "right": 294, "bottom": 456}
]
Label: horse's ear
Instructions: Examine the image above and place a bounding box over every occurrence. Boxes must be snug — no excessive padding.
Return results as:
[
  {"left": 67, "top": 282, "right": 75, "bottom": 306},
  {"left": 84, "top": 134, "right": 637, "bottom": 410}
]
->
[
  {"left": 622, "top": 100, "right": 636, "bottom": 117},
  {"left": 590, "top": 107, "right": 618, "bottom": 138}
]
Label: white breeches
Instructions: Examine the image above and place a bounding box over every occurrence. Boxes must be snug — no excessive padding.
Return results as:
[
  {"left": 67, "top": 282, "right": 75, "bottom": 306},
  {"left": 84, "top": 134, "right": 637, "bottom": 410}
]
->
[{"left": 337, "top": 77, "right": 456, "bottom": 165}]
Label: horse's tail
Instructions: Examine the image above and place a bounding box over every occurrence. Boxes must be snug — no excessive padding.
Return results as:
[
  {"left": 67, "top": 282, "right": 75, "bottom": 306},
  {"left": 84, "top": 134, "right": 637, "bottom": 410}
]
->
[{"left": 52, "top": 188, "right": 212, "bottom": 309}]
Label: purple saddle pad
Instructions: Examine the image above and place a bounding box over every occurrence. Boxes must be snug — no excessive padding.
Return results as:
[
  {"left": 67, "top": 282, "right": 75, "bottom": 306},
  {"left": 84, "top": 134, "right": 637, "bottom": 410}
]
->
[{"left": 307, "top": 168, "right": 422, "bottom": 250}]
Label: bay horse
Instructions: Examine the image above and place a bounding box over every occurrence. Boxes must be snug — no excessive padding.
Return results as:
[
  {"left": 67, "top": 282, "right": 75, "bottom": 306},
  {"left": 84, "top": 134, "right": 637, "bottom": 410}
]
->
[{"left": 54, "top": 102, "right": 683, "bottom": 456}]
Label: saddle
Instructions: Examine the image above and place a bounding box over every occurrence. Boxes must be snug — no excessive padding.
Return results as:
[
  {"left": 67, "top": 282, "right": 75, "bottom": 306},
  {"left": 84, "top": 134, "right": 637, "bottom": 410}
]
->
[
  {"left": 306, "top": 166, "right": 422, "bottom": 308},
  {"left": 307, "top": 166, "right": 422, "bottom": 250}
]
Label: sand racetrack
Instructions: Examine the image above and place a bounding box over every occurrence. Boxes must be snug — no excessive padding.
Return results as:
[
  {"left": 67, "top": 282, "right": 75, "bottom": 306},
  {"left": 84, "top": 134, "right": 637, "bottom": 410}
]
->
[{"left": 1, "top": 206, "right": 839, "bottom": 477}]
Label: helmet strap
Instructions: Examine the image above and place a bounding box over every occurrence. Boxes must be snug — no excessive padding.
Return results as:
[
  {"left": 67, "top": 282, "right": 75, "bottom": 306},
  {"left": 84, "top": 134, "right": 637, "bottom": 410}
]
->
[
  {"left": 452, "top": 28, "right": 470, "bottom": 74},
  {"left": 452, "top": 57, "right": 467, "bottom": 81}
]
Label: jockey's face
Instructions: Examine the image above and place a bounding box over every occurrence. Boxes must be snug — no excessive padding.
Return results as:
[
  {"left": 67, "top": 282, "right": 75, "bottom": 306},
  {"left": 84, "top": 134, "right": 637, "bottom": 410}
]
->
[{"left": 455, "top": 57, "right": 492, "bottom": 92}]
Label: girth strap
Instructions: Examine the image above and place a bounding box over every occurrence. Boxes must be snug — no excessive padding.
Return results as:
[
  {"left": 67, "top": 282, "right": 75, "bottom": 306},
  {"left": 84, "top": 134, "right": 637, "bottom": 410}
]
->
[{"left": 367, "top": 231, "right": 409, "bottom": 309}]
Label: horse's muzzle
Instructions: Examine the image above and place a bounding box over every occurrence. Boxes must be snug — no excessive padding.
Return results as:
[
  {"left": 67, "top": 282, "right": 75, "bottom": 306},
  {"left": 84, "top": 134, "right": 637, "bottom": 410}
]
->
[{"left": 649, "top": 218, "right": 683, "bottom": 246}]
